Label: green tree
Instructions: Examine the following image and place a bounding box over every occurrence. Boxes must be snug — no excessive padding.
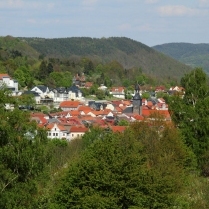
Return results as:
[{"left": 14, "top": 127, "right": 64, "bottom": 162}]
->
[
  {"left": 0, "top": 88, "right": 50, "bottom": 208},
  {"left": 53, "top": 120, "right": 191, "bottom": 209},
  {"left": 168, "top": 68, "right": 209, "bottom": 175},
  {"left": 48, "top": 72, "right": 72, "bottom": 88}
]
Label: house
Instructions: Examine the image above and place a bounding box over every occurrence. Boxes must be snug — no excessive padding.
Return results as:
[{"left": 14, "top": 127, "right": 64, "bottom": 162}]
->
[
  {"left": 0, "top": 73, "right": 18, "bottom": 93},
  {"left": 46, "top": 123, "right": 70, "bottom": 140},
  {"left": 70, "top": 126, "right": 88, "bottom": 140},
  {"left": 49, "top": 87, "right": 69, "bottom": 102},
  {"left": 155, "top": 86, "right": 166, "bottom": 92},
  {"left": 98, "top": 84, "right": 107, "bottom": 91},
  {"left": 110, "top": 87, "right": 125, "bottom": 99},
  {"left": 22, "top": 91, "right": 41, "bottom": 104},
  {"left": 85, "top": 82, "right": 93, "bottom": 88},
  {"left": 31, "top": 85, "right": 50, "bottom": 99},
  {"left": 59, "top": 101, "right": 82, "bottom": 111},
  {"left": 67, "top": 85, "right": 83, "bottom": 101},
  {"left": 72, "top": 73, "right": 86, "bottom": 87}
]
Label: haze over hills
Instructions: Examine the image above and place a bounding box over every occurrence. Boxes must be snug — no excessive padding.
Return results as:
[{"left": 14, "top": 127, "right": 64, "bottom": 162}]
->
[
  {"left": 17, "top": 36, "right": 192, "bottom": 81},
  {"left": 153, "top": 43, "right": 209, "bottom": 74}
]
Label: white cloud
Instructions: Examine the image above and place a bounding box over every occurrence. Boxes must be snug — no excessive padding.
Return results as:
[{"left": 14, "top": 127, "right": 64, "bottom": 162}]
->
[{"left": 157, "top": 5, "right": 204, "bottom": 16}]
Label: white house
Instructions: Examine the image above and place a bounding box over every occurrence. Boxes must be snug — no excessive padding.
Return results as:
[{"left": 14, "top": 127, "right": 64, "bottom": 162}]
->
[
  {"left": 0, "top": 74, "right": 18, "bottom": 93},
  {"left": 110, "top": 87, "right": 125, "bottom": 99},
  {"left": 46, "top": 123, "right": 70, "bottom": 140},
  {"left": 31, "top": 85, "right": 50, "bottom": 98}
]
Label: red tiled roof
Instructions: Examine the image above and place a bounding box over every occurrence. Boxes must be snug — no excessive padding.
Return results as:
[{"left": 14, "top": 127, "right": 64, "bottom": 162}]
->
[
  {"left": 78, "top": 106, "right": 93, "bottom": 112},
  {"left": 70, "top": 126, "right": 88, "bottom": 133},
  {"left": 46, "top": 123, "right": 67, "bottom": 131},
  {"left": 133, "top": 114, "right": 144, "bottom": 121},
  {"left": 142, "top": 109, "right": 171, "bottom": 120},
  {"left": 70, "top": 110, "right": 80, "bottom": 116},
  {"left": 111, "top": 87, "right": 125, "bottom": 92},
  {"left": 59, "top": 101, "right": 81, "bottom": 108}
]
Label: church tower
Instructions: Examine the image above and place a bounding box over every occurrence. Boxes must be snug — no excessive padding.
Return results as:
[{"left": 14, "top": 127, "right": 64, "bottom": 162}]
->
[{"left": 132, "top": 83, "right": 142, "bottom": 115}]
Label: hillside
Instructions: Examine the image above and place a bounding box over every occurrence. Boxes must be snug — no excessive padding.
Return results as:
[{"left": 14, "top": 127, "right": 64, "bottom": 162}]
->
[
  {"left": 153, "top": 43, "right": 209, "bottom": 73},
  {"left": 18, "top": 37, "right": 192, "bottom": 80},
  {"left": 0, "top": 35, "right": 39, "bottom": 59}
]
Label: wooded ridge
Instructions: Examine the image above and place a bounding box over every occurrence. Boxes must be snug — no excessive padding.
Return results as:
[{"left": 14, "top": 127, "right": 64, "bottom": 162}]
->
[
  {"left": 17, "top": 36, "right": 192, "bottom": 80},
  {"left": 153, "top": 42, "right": 209, "bottom": 73}
]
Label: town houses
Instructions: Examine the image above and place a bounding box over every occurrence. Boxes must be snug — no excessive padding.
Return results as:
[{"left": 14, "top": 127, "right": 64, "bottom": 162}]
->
[{"left": 2, "top": 73, "right": 184, "bottom": 142}]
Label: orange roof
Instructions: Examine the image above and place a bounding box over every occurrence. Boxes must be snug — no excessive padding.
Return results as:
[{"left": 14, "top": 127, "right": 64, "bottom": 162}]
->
[
  {"left": 0, "top": 74, "right": 10, "bottom": 79},
  {"left": 70, "top": 110, "right": 80, "bottom": 116},
  {"left": 110, "top": 126, "right": 126, "bottom": 133},
  {"left": 70, "top": 126, "right": 88, "bottom": 133},
  {"left": 133, "top": 114, "right": 144, "bottom": 121},
  {"left": 78, "top": 106, "right": 93, "bottom": 111},
  {"left": 142, "top": 109, "right": 171, "bottom": 120},
  {"left": 59, "top": 101, "right": 81, "bottom": 108},
  {"left": 85, "top": 82, "right": 93, "bottom": 88},
  {"left": 46, "top": 123, "right": 67, "bottom": 131},
  {"left": 111, "top": 87, "right": 125, "bottom": 92}
]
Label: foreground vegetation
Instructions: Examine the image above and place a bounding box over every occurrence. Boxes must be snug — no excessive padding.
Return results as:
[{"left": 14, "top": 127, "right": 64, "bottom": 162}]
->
[{"left": 0, "top": 68, "right": 209, "bottom": 208}]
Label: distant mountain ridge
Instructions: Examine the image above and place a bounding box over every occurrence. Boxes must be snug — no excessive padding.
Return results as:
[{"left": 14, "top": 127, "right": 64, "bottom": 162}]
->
[
  {"left": 16, "top": 36, "right": 192, "bottom": 80},
  {"left": 153, "top": 43, "right": 209, "bottom": 73}
]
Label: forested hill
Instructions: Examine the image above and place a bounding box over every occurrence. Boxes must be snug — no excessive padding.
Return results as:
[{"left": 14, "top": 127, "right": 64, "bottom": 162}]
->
[
  {"left": 153, "top": 43, "right": 209, "bottom": 73},
  {"left": 18, "top": 36, "right": 192, "bottom": 80},
  {"left": 0, "top": 35, "right": 39, "bottom": 59}
]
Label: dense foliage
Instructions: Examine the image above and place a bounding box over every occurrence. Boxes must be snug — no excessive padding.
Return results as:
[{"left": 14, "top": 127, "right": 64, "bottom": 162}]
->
[
  {"left": 0, "top": 89, "right": 50, "bottom": 208},
  {"left": 168, "top": 68, "right": 209, "bottom": 176},
  {"left": 51, "top": 119, "right": 196, "bottom": 209}
]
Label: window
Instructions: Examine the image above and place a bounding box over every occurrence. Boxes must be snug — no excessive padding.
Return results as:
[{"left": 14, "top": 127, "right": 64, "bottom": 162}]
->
[
  {"left": 53, "top": 133, "right": 55, "bottom": 136},
  {"left": 56, "top": 133, "right": 58, "bottom": 136},
  {"left": 48, "top": 133, "right": 51, "bottom": 136}
]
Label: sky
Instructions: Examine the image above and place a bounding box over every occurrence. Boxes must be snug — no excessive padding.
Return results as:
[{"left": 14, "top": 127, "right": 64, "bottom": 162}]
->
[{"left": 1, "top": 0, "right": 209, "bottom": 46}]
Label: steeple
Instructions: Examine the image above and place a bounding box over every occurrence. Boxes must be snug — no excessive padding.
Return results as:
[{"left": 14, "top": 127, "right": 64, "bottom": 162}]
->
[{"left": 132, "top": 83, "right": 142, "bottom": 115}]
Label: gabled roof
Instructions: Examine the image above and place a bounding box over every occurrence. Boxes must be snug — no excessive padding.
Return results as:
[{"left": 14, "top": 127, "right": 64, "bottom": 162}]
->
[
  {"left": 78, "top": 106, "right": 93, "bottom": 112},
  {"left": 34, "top": 85, "right": 48, "bottom": 93},
  {"left": 46, "top": 123, "right": 67, "bottom": 131}
]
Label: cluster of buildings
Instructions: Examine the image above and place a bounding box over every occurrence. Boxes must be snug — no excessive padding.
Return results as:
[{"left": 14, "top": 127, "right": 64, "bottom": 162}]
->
[{"left": 0, "top": 73, "right": 184, "bottom": 142}]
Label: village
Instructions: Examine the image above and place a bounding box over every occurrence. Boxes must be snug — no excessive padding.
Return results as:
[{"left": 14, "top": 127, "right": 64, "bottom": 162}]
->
[{"left": 0, "top": 73, "right": 184, "bottom": 142}]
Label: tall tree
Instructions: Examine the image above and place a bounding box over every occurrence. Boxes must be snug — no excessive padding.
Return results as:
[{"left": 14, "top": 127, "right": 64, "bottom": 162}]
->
[
  {"left": 169, "top": 68, "right": 209, "bottom": 176},
  {"left": 0, "top": 88, "right": 50, "bottom": 208}
]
